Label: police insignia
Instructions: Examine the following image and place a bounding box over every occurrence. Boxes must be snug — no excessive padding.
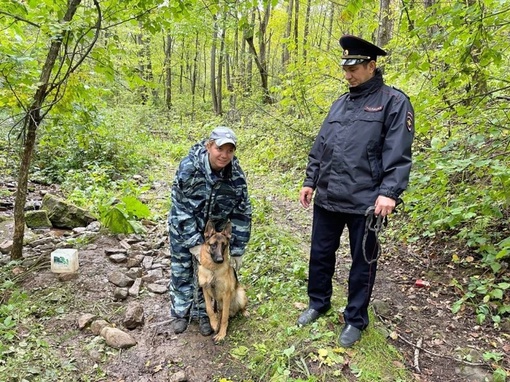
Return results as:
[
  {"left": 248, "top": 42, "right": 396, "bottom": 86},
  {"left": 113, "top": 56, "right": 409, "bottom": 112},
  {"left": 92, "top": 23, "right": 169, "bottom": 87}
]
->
[{"left": 406, "top": 112, "right": 414, "bottom": 132}]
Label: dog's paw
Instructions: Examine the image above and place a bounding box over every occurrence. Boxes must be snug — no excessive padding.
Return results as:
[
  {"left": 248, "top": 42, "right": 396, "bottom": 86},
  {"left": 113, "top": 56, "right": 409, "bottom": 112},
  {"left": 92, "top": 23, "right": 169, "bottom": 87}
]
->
[
  {"left": 209, "top": 319, "right": 219, "bottom": 332},
  {"left": 213, "top": 332, "right": 226, "bottom": 343},
  {"left": 241, "top": 309, "right": 250, "bottom": 318}
]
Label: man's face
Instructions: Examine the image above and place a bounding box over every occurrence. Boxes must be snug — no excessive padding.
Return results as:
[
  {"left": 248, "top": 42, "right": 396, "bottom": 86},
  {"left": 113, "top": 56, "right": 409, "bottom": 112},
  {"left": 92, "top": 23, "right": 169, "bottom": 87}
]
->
[{"left": 342, "top": 61, "right": 376, "bottom": 87}]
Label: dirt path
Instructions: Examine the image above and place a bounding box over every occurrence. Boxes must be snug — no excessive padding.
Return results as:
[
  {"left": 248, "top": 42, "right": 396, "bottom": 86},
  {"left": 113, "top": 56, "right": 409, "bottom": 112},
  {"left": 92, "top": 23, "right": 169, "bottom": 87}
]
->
[{"left": 1, "top": 179, "right": 508, "bottom": 382}]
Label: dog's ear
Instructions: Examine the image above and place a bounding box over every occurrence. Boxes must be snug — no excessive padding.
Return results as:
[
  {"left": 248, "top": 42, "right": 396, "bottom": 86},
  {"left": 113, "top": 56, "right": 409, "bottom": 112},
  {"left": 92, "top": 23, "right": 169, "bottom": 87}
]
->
[
  {"left": 189, "top": 244, "right": 202, "bottom": 260},
  {"left": 222, "top": 221, "right": 232, "bottom": 239},
  {"left": 204, "top": 220, "right": 216, "bottom": 239}
]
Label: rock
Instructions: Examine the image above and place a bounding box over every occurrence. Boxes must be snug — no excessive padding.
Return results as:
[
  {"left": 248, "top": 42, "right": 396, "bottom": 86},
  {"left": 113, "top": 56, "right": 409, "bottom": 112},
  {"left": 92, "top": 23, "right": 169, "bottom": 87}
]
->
[
  {"left": 146, "top": 283, "right": 167, "bottom": 294},
  {"left": 108, "top": 271, "right": 135, "bottom": 287},
  {"left": 125, "top": 267, "right": 143, "bottom": 279},
  {"left": 372, "top": 299, "right": 391, "bottom": 317},
  {"left": 142, "top": 256, "right": 154, "bottom": 269},
  {"left": 90, "top": 319, "right": 110, "bottom": 335},
  {"left": 127, "top": 255, "right": 144, "bottom": 268},
  {"left": 169, "top": 370, "right": 188, "bottom": 382},
  {"left": 41, "top": 193, "right": 96, "bottom": 229},
  {"left": 77, "top": 313, "right": 97, "bottom": 330},
  {"left": 119, "top": 239, "right": 131, "bottom": 250},
  {"left": 128, "top": 278, "right": 142, "bottom": 297},
  {"left": 109, "top": 254, "right": 127, "bottom": 263},
  {"left": 24, "top": 200, "right": 42, "bottom": 211},
  {"left": 57, "top": 273, "right": 79, "bottom": 282},
  {"left": 29, "top": 237, "right": 57, "bottom": 247},
  {"left": 25, "top": 210, "right": 52, "bottom": 229},
  {"left": 105, "top": 248, "right": 127, "bottom": 255},
  {"left": 113, "top": 287, "right": 129, "bottom": 301},
  {"left": 100, "top": 327, "right": 137, "bottom": 349},
  {"left": 0, "top": 240, "right": 13, "bottom": 254},
  {"left": 142, "top": 268, "right": 163, "bottom": 283},
  {"left": 86, "top": 221, "right": 101, "bottom": 232},
  {"left": 123, "top": 302, "right": 144, "bottom": 329},
  {"left": 455, "top": 365, "right": 490, "bottom": 382},
  {"left": 72, "top": 227, "right": 87, "bottom": 234}
]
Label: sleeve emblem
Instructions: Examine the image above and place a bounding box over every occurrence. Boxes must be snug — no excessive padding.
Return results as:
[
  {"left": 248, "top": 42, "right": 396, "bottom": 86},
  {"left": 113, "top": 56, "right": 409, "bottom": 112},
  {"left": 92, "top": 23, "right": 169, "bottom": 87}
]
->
[{"left": 406, "top": 112, "right": 414, "bottom": 132}]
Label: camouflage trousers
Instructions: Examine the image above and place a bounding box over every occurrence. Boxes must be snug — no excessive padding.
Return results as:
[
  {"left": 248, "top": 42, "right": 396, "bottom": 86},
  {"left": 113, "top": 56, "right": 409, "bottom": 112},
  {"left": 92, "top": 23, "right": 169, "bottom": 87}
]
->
[{"left": 169, "top": 246, "right": 207, "bottom": 319}]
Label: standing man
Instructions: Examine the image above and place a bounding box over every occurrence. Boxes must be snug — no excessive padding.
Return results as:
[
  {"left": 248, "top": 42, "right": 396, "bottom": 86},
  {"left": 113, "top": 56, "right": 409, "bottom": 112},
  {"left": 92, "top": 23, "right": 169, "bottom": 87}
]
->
[{"left": 297, "top": 35, "right": 414, "bottom": 347}]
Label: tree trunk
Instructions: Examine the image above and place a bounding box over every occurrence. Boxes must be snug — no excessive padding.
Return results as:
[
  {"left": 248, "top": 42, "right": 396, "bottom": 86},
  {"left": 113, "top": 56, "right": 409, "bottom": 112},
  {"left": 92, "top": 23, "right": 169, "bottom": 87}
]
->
[
  {"left": 327, "top": 2, "right": 335, "bottom": 51},
  {"left": 211, "top": 16, "right": 219, "bottom": 114},
  {"left": 377, "top": 0, "right": 392, "bottom": 48},
  {"left": 191, "top": 31, "right": 199, "bottom": 119},
  {"left": 143, "top": 34, "right": 158, "bottom": 104},
  {"left": 164, "top": 34, "right": 173, "bottom": 110},
  {"left": 136, "top": 27, "right": 148, "bottom": 104},
  {"left": 217, "top": 27, "right": 225, "bottom": 116},
  {"left": 293, "top": 0, "right": 299, "bottom": 58},
  {"left": 303, "top": 0, "right": 311, "bottom": 63},
  {"left": 245, "top": 36, "right": 271, "bottom": 104},
  {"left": 248, "top": 1, "right": 272, "bottom": 104},
  {"left": 282, "top": 0, "right": 293, "bottom": 66},
  {"left": 12, "top": 0, "right": 83, "bottom": 260}
]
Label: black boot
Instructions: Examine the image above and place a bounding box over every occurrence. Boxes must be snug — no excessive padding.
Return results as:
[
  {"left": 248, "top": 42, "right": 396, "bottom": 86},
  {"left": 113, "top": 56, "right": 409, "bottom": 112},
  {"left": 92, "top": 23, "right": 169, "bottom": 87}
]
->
[{"left": 199, "top": 316, "right": 213, "bottom": 336}]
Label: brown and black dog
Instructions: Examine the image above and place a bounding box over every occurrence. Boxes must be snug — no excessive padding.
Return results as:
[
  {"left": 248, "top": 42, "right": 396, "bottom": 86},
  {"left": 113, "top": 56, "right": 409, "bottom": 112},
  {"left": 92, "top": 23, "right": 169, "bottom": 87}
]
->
[{"left": 195, "top": 220, "right": 248, "bottom": 343}]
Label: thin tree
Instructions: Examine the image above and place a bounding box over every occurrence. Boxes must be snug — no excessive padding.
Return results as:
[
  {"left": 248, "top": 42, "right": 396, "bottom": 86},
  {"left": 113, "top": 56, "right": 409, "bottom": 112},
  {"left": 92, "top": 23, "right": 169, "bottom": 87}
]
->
[
  {"left": 303, "top": 0, "right": 312, "bottom": 62},
  {"left": 164, "top": 33, "right": 173, "bottom": 109},
  {"left": 11, "top": 0, "right": 101, "bottom": 259},
  {"left": 211, "top": 15, "right": 220, "bottom": 114},
  {"left": 377, "top": 0, "right": 392, "bottom": 47},
  {"left": 245, "top": 1, "right": 272, "bottom": 104},
  {"left": 282, "top": 0, "right": 294, "bottom": 66}
]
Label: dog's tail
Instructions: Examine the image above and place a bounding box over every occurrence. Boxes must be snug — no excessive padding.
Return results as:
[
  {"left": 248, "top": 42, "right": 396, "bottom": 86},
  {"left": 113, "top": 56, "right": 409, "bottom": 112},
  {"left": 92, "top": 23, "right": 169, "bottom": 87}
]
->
[{"left": 230, "top": 285, "right": 248, "bottom": 318}]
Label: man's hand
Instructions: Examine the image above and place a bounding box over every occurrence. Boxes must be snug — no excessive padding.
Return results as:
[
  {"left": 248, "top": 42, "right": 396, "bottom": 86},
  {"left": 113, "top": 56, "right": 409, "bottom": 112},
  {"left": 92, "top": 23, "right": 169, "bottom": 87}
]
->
[
  {"left": 299, "top": 186, "right": 314, "bottom": 208},
  {"left": 374, "top": 195, "right": 396, "bottom": 217},
  {"left": 231, "top": 256, "right": 242, "bottom": 272}
]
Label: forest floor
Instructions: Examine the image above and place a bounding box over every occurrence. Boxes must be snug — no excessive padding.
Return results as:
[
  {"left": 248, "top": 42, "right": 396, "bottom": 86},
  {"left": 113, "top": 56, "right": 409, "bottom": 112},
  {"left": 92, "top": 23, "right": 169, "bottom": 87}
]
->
[{"left": 1, "top": 177, "right": 509, "bottom": 382}]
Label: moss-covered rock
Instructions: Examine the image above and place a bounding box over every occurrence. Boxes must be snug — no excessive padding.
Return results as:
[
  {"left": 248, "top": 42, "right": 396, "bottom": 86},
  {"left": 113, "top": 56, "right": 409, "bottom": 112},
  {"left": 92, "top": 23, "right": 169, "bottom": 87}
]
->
[
  {"left": 25, "top": 210, "right": 52, "bottom": 228},
  {"left": 41, "top": 194, "right": 96, "bottom": 229}
]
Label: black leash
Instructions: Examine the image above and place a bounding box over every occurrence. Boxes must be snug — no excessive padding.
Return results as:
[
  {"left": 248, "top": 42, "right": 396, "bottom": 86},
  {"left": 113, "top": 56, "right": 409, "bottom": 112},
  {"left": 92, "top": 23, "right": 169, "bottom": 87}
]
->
[{"left": 362, "top": 206, "right": 386, "bottom": 264}]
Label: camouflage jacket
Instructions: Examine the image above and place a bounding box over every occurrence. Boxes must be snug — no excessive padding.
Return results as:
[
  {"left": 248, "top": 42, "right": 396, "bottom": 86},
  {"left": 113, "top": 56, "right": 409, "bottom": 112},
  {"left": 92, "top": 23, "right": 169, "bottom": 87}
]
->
[{"left": 168, "top": 140, "right": 252, "bottom": 256}]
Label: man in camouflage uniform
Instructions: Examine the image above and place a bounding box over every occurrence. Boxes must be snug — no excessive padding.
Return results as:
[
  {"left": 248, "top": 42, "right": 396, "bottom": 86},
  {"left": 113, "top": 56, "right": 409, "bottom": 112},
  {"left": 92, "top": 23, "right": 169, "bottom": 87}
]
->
[{"left": 168, "top": 126, "right": 252, "bottom": 335}]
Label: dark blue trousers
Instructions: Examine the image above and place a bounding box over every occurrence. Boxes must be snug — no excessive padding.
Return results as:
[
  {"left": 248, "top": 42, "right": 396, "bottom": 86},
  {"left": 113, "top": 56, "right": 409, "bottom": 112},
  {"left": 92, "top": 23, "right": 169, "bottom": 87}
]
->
[{"left": 307, "top": 204, "right": 378, "bottom": 330}]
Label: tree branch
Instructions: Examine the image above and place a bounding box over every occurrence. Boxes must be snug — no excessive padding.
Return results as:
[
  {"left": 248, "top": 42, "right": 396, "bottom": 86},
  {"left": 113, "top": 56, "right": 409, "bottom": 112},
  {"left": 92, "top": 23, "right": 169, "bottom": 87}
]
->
[{"left": 0, "top": 10, "right": 40, "bottom": 28}]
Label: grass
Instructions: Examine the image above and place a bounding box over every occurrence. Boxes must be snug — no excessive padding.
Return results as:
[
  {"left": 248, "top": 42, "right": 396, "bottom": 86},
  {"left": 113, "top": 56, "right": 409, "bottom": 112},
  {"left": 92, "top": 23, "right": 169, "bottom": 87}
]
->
[{"left": 214, "top": 210, "right": 415, "bottom": 382}]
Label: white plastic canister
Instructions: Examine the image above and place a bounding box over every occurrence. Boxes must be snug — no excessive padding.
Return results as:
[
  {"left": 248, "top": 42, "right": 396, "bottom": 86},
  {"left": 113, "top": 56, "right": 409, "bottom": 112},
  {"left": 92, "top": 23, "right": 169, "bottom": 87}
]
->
[{"left": 50, "top": 248, "right": 79, "bottom": 273}]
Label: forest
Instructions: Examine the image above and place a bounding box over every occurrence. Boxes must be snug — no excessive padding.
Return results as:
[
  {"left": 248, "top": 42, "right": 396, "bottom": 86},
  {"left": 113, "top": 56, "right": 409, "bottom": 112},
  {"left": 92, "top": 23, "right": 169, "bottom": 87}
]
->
[{"left": 0, "top": 0, "right": 509, "bottom": 381}]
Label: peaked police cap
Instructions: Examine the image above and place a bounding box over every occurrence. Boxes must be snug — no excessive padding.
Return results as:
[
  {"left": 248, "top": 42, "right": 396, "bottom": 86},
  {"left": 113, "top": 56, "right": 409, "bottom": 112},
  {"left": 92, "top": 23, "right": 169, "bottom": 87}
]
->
[{"left": 339, "top": 35, "right": 387, "bottom": 66}]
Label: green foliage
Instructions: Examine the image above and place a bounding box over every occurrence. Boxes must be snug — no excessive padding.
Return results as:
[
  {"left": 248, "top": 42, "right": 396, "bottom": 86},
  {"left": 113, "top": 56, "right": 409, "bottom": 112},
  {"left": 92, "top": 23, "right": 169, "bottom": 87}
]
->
[
  {"left": 451, "top": 275, "right": 510, "bottom": 326},
  {"left": 34, "top": 105, "right": 152, "bottom": 184},
  {"left": 383, "top": 0, "right": 510, "bottom": 321},
  {"left": 101, "top": 196, "right": 150, "bottom": 234}
]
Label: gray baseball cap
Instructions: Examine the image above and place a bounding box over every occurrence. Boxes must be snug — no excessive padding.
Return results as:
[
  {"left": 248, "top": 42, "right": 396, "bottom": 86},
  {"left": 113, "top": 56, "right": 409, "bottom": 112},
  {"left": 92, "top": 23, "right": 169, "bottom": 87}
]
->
[{"left": 210, "top": 126, "right": 237, "bottom": 147}]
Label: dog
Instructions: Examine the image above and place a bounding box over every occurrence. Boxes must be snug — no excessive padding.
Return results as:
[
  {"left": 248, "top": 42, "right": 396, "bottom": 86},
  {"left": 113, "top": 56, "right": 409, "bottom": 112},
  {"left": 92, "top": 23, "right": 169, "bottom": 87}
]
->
[{"left": 194, "top": 220, "right": 248, "bottom": 343}]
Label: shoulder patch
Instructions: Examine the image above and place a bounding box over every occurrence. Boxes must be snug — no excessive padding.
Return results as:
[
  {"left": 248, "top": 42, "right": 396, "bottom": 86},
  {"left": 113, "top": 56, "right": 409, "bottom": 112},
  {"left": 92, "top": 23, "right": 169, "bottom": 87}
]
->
[{"left": 406, "top": 111, "right": 414, "bottom": 132}]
